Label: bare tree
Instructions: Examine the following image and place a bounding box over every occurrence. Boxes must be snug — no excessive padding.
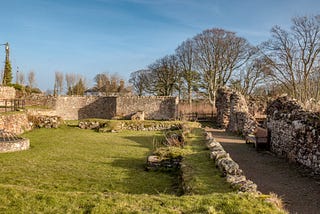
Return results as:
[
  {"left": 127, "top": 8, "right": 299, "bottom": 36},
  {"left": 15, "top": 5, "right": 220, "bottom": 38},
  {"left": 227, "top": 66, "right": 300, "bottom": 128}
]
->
[
  {"left": 109, "top": 73, "right": 120, "bottom": 93},
  {"left": 230, "top": 56, "right": 272, "bottom": 95},
  {"left": 176, "top": 39, "right": 200, "bottom": 104},
  {"left": 65, "top": 73, "right": 76, "bottom": 95},
  {"left": 17, "top": 71, "right": 25, "bottom": 85},
  {"left": 94, "top": 73, "right": 109, "bottom": 91},
  {"left": 129, "top": 69, "right": 149, "bottom": 96},
  {"left": 193, "top": 28, "right": 253, "bottom": 107},
  {"left": 54, "top": 71, "right": 64, "bottom": 95},
  {"left": 148, "top": 55, "right": 179, "bottom": 96},
  {"left": 262, "top": 15, "right": 320, "bottom": 103},
  {"left": 28, "top": 70, "right": 36, "bottom": 89}
]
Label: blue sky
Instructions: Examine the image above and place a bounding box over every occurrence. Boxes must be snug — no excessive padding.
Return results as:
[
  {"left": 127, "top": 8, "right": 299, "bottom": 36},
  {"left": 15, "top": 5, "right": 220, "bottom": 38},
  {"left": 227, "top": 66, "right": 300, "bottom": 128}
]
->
[{"left": 1, "top": 0, "right": 320, "bottom": 91}]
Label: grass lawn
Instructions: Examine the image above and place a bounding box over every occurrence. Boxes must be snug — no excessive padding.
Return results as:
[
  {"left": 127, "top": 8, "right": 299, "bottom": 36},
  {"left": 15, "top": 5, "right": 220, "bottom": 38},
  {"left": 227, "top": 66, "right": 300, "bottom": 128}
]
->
[{"left": 0, "top": 125, "right": 285, "bottom": 213}]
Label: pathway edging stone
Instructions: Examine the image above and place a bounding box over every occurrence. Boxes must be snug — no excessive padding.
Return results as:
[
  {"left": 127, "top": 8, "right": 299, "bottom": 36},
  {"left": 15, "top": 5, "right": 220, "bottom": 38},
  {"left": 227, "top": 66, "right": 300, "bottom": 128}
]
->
[{"left": 206, "top": 131, "right": 260, "bottom": 194}]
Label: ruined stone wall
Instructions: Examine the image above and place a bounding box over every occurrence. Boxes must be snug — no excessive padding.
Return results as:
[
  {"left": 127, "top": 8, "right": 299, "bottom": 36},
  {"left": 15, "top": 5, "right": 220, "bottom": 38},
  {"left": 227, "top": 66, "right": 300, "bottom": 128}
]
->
[
  {"left": 54, "top": 96, "right": 117, "bottom": 120},
  {"left": 24, "top": 94, "right": 56, "bottom": 108},
  {"left": 216, "top": 87, "right": 257, "bottom": 135},
  {"left": 0, "top": 86, "right": 16, "bottom": 99},
  {"left": 215, "top": 87, "right": 233, "bottom": 128},
  {"left": 267, "top": 96, "right": 320, "bottom": 174},
  {"left": 11, "top": 95, "right": 179, "bottom": 121},
  {"left": 247, "top": 96, "right": 268, "bottom": 118},
  {"left": 227, "top": 91, "right": 257, "bottom": 136},
  {"left": 116, "top": 96, "right": 178, "bottom": 120},
  {"left": 0, "top": 113, "right": 32, "bottom": 134}
]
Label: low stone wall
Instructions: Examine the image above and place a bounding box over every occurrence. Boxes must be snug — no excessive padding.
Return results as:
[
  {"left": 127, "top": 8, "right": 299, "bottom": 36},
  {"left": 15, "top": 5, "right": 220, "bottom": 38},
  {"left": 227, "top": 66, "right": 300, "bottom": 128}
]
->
[
  {"left": 267, "top": 96, "right": 320, "bottom": 174},
  {"left": 26, "top": 108, "right": 57, "bottom": 117},
  {"left": 0, "top": 86, "right": 16, "bottom": 99},
  {"left": 78, "top": 120, "right": 183, "bottom": 132},
  {"left": 0, "top": 113, "right": 32, "bottom": 134},
  {"left": 206, "top": 132, "right": 259, "bottom": 193},
  {"left": 0, "top": 139, "right": 30, "bottom": 153},
  {"left": 0, "top": 112, "right": 61, "bottom": 135}
]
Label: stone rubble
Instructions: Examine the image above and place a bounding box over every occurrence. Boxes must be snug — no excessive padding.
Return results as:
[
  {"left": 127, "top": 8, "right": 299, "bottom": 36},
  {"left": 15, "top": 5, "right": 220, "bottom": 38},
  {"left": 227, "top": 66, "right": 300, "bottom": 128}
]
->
[
  {"left": 145, "top": 155, "right": 182, "bottom": 171},
  {"left": 28, "top": 115, "right": 63, "bottom": 128},
  {"left": 78, "top": 121, "right": 100, "bottom": 130}
]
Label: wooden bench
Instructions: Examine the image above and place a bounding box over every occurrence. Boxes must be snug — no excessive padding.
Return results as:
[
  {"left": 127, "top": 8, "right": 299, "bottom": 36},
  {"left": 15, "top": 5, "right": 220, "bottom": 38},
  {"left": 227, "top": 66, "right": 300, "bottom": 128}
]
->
[{"left": 245, "top": 127, "right": 269, "bottom": 150}]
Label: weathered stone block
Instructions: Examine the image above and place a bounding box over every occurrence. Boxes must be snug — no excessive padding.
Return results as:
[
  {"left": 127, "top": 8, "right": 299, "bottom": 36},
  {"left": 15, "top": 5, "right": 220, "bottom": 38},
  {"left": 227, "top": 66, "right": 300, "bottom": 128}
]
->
[{"left": 131, "top": 111, "right": 145, "bottom": 121}]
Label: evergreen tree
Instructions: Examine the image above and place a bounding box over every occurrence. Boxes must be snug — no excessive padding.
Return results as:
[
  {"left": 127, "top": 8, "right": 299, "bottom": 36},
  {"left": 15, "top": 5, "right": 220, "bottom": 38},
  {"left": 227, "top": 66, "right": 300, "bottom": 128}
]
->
[
  {"left": 70, "top": 78, "right": 85, "bottom": 95},
  {"left": 2, "top": 43, "right": 12, "bottom": 85}
]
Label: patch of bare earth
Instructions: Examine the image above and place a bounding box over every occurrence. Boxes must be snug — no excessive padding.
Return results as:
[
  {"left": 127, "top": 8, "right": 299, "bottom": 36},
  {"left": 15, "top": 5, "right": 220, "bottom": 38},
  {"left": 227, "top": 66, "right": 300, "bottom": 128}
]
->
[{"left": 207, "top": 128, "right": 320, "bottom": 214}]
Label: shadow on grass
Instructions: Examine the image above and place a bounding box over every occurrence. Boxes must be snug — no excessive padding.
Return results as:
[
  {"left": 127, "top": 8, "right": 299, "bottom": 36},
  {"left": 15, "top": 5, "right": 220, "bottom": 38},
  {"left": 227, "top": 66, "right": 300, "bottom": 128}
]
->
[
  {"left": 181, "top": 151, "right": 234, "bottom": 194},
  {"left": 123, "top": 135, "right": 164, "bottom": 152},
  {"left": 109, "top": 156, "right": 180, "bottom": 195},
  {"left": 115, "top": 131, "right": 234, "bottom": 195}
]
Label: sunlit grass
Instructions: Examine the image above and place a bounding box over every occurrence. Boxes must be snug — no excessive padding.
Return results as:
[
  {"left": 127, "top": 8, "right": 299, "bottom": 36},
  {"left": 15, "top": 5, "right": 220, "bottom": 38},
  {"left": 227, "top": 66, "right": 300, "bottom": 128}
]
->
[
  {"left": 0, "top": 125, "right": 286, "bottom": 213},
  {"left": 0, "top": 126, "right": 174, "bottom": 194},
  {"left": 182, "top": 128, "right": 233, "bottom": 194}
]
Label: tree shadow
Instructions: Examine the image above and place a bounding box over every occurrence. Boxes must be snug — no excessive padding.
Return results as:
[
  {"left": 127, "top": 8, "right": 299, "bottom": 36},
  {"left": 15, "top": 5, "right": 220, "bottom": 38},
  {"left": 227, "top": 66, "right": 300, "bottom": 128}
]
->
[
  {"left": 122, "top": 135, "right": 164, "bottom": 151},
  {"left": 99, "top": 134, "right": 180, "bottom": 195},
  {"left": 78, "top": 97, "right": 116, "bottom": 119},
  {"left": 109, "top": 156, "right": 180, "bottom": 195}
]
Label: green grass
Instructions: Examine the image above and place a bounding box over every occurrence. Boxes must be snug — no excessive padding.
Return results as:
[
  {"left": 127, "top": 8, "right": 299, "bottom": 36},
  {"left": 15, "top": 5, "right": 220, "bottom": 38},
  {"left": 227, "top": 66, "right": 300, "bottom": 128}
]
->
[
  {"left": 0, "top": 125, "right": 285, "bottom": 213},
  {"left": 182, "top": 128, "right": 233, "bottom": 194},
  {"left": 1, "top": 127, "right": 173, "bottom": 195}
]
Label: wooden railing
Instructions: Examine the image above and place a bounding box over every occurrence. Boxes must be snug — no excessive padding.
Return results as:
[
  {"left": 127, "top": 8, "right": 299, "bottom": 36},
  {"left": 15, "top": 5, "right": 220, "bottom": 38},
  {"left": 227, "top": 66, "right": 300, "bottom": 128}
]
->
[{"left": 0, "top": 99, "right": 25, "bottom": 112}]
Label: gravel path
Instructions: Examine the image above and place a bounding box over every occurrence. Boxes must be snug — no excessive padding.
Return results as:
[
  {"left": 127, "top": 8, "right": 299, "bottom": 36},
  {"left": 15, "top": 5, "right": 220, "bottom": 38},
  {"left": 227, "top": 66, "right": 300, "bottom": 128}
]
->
[{"left": 207, "top": 128, "right": 320, "bottom": 214}]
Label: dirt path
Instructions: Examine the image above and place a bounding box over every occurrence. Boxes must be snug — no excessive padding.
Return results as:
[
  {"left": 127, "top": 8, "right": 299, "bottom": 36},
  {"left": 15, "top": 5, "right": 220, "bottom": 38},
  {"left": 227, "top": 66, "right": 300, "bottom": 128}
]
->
[{"left": 207, "top": 128, "right": 320, "bottom": 214}]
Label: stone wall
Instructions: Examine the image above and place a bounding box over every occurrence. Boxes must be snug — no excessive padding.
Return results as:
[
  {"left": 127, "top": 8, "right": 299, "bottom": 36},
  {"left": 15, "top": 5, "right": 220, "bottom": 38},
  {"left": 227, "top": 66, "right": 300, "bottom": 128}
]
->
[
  {"left": 116, "top": 96, "right": 178, "bottom": 120},
  {"left": 0, "top": 113, "right": 32, "bottom": 134},
  {"left": 54, "top": 96, "right": 116, "bottom": 120},
  {"left": 227, "top": 91, "right": 257, "bottom": 136},
  {"left": 216, "top": 87, "right": 257, "bottom": 136},
  {"left": 41, "top": 96, "right": 178, "bottom": 120},
  {"left": 0, "top": 86, "right": 16, "bottom": 99},
  {"left": 24, "top": 94, "right": 56, "bottom": 107},
  {"left": 0, "top": 139, "right": 30, "bottom": 153},
  {"left": 206, "top": 132, "right": 258, "bottom": 193},
  {"left": 247, "top": 96, "right": 268, "bottom": 118},
  {"left": 267, "top": 96, "right": 320, "bottom": 174},
  {"left": 215, "top": 87, "right": 232, "bottom": 128},
  {"left": 78, "top": 96, "right": 116, "bottom": 119}
]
